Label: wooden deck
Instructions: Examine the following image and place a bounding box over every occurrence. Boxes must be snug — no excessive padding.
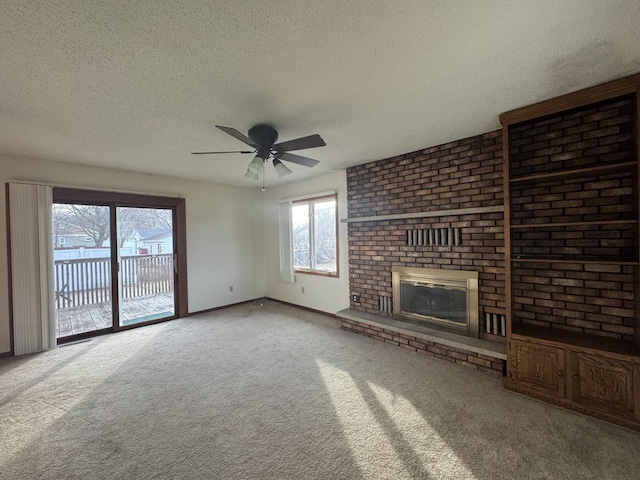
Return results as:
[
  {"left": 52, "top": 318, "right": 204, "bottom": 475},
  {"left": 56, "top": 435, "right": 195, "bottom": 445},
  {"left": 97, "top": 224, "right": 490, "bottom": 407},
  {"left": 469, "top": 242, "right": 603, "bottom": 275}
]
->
[{"left": 56, "top": 293, "right": 174, "bottom": 338}]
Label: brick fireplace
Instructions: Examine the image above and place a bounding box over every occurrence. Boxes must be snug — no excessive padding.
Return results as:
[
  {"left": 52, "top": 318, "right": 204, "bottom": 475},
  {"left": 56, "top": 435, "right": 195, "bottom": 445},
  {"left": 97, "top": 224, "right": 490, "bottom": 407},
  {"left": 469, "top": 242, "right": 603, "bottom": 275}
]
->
[
  {"left": 346, "top": 131, "right": 505, "bottom": 322},
  {"left": 337, "top": 130, "right": 508, "bottom": 375}
]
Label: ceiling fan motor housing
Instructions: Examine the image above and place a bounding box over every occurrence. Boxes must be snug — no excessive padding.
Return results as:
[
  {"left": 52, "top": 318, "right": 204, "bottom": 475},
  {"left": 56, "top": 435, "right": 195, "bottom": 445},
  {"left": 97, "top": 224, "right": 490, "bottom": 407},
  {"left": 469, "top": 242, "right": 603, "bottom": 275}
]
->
[{"left": 248, "top": 124, "right": 278, "bottom": 146}]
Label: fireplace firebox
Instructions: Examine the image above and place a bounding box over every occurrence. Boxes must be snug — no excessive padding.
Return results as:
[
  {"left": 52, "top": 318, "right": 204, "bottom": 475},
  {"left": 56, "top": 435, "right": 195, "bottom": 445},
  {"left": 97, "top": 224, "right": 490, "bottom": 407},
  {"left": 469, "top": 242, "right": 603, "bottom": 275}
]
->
[{"left": 391, "top": 267, "right": 479, "bottom": 337}]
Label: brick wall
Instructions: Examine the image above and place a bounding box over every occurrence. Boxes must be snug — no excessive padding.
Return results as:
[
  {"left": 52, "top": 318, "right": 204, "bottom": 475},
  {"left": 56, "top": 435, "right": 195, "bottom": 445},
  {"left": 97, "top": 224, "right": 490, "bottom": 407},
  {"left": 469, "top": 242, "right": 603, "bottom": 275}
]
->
[
  {"left": 509, "top": 95, "right": 634, "bottom": 177},
  {"left": 510, "top": 171, "right": 635, "bottom": 227},
  {"left": 347, "top": 131, "right": 503, "bottom": 217},
  {"left": 346, "top": 131, "right": 505, "bottom": 326},
  {"left": 512, "top": 262, "right": 635, "bottom": 340}
]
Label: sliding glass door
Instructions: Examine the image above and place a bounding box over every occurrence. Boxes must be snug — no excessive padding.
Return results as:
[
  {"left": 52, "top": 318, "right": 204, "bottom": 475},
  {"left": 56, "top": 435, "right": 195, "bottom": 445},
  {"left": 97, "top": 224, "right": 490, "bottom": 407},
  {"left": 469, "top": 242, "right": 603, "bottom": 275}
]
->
[
  {"left": 52, "top": 188, "right": 186, "bottom": 343},
  {"left": 53, "top": 203, "right": 114, "bottom": 339},
  {"left": 116, "top": 207, "right": 175, "bottom": 327}
]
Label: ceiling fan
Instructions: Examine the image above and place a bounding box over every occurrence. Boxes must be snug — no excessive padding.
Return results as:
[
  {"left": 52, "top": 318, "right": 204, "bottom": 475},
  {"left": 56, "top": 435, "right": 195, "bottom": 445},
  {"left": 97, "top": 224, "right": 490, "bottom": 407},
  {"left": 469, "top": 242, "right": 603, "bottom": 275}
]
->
[{"left": 192, "top": 124, "right": 326, "bottom": 180}]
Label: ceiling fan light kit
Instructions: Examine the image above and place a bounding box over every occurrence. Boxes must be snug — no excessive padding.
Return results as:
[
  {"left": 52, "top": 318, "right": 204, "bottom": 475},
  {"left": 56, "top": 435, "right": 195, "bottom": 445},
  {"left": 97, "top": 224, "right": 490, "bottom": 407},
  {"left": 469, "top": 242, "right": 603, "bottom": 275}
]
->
[
  {"left": 192, "top": 124, "right": 326, "bottom": 184},
  {"left": 244, "top": 169, "right": 259, "bottom": 180},
  {"left": 248, "top": 155, "right": 265, "bottom": 174},
  {"left": 273, "top": 158, "right": 293, "bottom": 177}
]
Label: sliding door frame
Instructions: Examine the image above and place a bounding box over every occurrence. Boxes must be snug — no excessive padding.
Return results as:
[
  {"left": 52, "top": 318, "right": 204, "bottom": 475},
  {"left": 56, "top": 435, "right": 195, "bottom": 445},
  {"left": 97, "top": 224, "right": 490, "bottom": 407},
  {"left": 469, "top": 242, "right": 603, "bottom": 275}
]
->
[{"left": 53, "top": 188, "right": 188, "bottom": 342}]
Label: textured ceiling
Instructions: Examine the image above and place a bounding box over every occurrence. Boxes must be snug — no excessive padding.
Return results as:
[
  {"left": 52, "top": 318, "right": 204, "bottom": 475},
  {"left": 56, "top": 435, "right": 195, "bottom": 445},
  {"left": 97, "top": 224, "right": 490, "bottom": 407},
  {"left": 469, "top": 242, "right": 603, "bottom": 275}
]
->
[{"left": 1, "top": 1, "right": 640, "bottom": 188}]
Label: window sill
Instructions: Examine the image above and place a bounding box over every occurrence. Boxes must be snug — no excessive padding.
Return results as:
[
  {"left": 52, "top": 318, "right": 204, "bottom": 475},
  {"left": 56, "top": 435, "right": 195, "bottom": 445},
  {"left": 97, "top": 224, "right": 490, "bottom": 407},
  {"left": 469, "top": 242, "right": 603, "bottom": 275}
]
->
[{"left": 294, "top": 269, "right": 339, "bottom": 278}]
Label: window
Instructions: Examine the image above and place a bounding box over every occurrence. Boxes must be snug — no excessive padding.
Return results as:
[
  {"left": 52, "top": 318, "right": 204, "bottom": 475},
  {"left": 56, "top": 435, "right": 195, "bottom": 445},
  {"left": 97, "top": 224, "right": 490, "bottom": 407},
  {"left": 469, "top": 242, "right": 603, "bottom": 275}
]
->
[{"left": 291, "top": 195, "right": 338, "bottom": 276}]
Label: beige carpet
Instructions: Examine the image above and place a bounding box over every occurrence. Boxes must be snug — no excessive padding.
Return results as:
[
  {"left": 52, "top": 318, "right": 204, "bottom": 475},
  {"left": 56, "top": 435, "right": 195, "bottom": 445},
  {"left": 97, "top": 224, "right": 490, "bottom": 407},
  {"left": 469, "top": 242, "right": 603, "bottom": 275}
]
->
[{"left": 1, "top": 302, "right": 639, "bottom": 479}]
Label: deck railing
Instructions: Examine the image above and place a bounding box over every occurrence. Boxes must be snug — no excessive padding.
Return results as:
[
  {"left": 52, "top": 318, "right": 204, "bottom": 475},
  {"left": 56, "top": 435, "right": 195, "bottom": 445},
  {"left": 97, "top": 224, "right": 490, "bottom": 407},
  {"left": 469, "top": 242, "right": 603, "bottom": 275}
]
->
[{"left": 54, "top": 254, "right": 174, "bottom": 309}]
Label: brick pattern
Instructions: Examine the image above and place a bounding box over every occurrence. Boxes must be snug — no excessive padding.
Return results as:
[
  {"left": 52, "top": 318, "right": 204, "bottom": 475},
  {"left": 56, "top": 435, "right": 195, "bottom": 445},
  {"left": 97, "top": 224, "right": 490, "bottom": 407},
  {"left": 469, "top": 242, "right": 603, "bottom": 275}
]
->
[
  {"left": 509, "top": 95, "right": 635, "bottom": 178},
  {"left": 347, "top": 131, "right": 503, "bottom": 218},
  {"left": 513, "top": 262, "right": 636, "bottom": 341},
  {"left": 510, "top": 171, "right": 635, "bottom": 225},
  {"left": 347, "top": 130, "right": 505, "bottom": 322},
  {"left": 341, "top": 318, "right": 505, "bottom": 376},
  {"left": 349, "top": 215, "right": 504, "bottom": 317},
  {"left": 511, "top": 223, "right": 635, "bottom": 260}
]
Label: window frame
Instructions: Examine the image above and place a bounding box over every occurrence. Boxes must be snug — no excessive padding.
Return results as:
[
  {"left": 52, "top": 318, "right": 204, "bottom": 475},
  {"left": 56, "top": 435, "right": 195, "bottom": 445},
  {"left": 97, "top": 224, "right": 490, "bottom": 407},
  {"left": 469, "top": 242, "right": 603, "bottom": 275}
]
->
[{"left": 292, "top": 194, "right": 339, "bottom": 278}]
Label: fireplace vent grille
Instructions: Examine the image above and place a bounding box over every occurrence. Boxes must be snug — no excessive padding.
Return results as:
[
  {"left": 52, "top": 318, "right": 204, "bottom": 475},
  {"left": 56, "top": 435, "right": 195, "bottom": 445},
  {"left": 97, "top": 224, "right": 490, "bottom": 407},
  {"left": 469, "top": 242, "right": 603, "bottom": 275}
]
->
[
  {"left": 379, "top": 296, "right": 392, "bottom": 315},
  {"left": 484, "top": 313, "right": 506, "bottom": 336},
  {"left": 406, "top": 227, "right": 461, "bottom": 246}
]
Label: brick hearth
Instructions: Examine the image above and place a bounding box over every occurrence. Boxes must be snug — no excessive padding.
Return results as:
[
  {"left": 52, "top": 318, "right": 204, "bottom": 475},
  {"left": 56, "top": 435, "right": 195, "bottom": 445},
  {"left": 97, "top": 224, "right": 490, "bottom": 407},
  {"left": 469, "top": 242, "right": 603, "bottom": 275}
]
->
[{"left": 337, "top": 309, "right": 506, "bottom": 376}]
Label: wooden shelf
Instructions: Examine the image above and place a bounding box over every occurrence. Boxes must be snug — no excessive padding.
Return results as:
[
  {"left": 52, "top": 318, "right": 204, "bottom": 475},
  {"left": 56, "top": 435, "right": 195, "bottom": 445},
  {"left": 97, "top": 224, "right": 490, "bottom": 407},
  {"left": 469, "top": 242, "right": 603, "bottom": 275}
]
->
[
  {"left": 509, "top": 161, "right": 637, "bottom": 184},
  {"left": 510, "top": 219, "right": 638, "bottom": 229},
  {"left": 511, "top": 322, "right": 640, "bottom": 357},
  {"left": 511, "top": 256, "right": 638, "bottom": 265}
]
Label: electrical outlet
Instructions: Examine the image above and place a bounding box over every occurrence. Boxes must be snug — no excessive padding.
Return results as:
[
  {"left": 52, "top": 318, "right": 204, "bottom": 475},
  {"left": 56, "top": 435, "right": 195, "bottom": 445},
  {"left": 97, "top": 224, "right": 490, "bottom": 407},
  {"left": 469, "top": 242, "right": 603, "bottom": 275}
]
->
[
  {"left": 229, "top": 286, "right": 233, "bottom": 292},
  {"left": 301, "top": 287, "right": 305, "bottom": 294},
  {"left": 352, "top": 295, "right": 360, "bottom": 303}
]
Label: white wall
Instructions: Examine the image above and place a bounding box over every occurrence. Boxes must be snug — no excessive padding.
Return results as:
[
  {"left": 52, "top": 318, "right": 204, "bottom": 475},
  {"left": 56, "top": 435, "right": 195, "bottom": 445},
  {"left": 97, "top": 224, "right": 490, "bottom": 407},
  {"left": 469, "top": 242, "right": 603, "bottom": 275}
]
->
[
  {"left": 0, "top": 155, "right": 265, "bottom": 354},
  {"left": 262, "top": 171, "right": 350, "bottom": 314}
]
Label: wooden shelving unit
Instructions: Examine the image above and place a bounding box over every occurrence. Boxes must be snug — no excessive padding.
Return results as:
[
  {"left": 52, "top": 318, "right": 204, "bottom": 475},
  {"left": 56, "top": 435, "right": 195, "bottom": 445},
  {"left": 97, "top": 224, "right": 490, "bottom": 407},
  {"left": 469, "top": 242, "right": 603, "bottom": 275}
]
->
[{"left": 501, "top": 74, "right": 640, "bottom": 431}]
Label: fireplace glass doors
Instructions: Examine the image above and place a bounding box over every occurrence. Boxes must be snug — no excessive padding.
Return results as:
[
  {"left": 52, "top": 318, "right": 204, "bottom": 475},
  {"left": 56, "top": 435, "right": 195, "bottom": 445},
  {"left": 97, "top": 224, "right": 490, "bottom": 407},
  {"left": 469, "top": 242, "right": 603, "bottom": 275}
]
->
[{"left": 392, "top": 267, "right": 479, "bottom": 337}]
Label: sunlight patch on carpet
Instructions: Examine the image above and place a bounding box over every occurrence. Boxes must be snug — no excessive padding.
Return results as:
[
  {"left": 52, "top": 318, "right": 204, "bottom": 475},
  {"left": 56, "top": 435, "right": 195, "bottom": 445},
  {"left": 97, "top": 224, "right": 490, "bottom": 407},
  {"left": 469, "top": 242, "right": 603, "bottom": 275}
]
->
[
  {"left": 368, "top": 381, "right": 477, "bottom": 479},
  {"left": 316, "top": 359, "right": 412, "bottom": 479}
]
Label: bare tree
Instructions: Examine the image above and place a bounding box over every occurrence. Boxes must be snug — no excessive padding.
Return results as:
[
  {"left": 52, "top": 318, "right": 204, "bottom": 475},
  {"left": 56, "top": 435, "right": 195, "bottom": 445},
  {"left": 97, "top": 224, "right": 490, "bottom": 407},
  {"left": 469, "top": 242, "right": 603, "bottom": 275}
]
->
[
  {"left": 59, "top": 205, "right": 110, "bottom": 247},
  {"left": 117, "top": 208, "right": 172, "bottom": 247},
  {"left": 151, "top": 209, "right": 172, "bottom": 232},
  {"left": 53, "top": 204, "right": 173, "bottom": 249},
  {"left": 313, "top": 205, "right": 337, "bottom": 267},
  {"left": 52, "top": 204, "right": 74, "bottom": 247},
  {"left": 293, "top": 221, "right": 310, "bottom": 268}
]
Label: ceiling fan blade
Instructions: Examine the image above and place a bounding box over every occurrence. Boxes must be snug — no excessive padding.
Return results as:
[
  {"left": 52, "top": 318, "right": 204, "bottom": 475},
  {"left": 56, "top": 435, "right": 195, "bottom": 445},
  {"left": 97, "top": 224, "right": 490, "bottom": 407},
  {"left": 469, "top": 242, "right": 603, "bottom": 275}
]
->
[
  {"left": 191, "top": 150, "right": 254, "bottom": 155},
  {"left": 216, "top": 125, "right": 258, "bottom": 147},
  {"left": 278, "top": 152, "right": 320, "bottom": 167},
  {"left": 274, "top": 134, "right": 326, "bottom": 152}
]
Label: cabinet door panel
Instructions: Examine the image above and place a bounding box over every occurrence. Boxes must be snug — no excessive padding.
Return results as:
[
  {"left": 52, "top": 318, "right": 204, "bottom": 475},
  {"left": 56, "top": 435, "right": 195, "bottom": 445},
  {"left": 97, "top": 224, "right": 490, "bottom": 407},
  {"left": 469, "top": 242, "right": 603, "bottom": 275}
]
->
[
  {"left": 508, "top": 340, "right": 565, "bottom": 398},
  {"left": 569, "top": 352, "right": 636, "bottom": 418}
]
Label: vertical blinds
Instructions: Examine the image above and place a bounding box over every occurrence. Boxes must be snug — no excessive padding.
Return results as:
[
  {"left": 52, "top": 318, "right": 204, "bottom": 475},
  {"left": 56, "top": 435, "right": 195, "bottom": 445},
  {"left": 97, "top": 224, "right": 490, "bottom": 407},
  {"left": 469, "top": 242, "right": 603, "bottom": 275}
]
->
[{"left": 9, "top": 182, "right": 56, "bottom": 355}]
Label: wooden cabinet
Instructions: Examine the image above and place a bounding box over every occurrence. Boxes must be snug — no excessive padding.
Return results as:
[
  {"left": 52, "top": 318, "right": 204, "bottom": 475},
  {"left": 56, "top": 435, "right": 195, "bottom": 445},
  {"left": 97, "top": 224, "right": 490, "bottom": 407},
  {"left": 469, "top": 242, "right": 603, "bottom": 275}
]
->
[
  {"left": 506, "top": 335, "right": 640, "bottom": 428},
  {"left": 508, "top": 339, "right": 565, "bottom": 398},
  {"left": 501, "top": 74, "right": 640, "bottom": 431},
  {"left": 569, "top": 351, "right": 639, "bottom": 420}
]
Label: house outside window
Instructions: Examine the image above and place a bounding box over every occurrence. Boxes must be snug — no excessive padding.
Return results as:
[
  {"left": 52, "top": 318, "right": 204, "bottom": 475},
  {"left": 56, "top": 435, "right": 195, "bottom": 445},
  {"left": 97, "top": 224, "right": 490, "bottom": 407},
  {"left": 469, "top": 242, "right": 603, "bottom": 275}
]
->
[{"left": 291, "top": 194, "right": 338, "bottom": 276}]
